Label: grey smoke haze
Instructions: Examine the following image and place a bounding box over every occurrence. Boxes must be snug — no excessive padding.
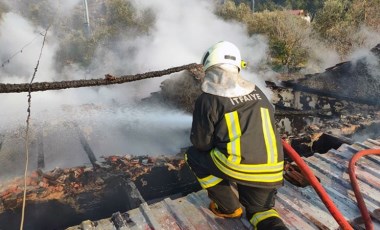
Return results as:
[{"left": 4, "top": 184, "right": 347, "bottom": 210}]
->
[
  {"left": 2, "top": 0, "right": 378, "bottom": 177},
  {"left": 0, "top": 0, "right": 271, "bottom": 176}
]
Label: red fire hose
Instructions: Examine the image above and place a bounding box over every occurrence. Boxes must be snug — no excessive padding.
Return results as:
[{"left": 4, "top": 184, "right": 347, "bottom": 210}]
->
[
  {"left": 282, "top": 140, "right": 353, "bottom": 230},
  {"left": 348, "top": 149, "right": 380, "bottom": 230}
]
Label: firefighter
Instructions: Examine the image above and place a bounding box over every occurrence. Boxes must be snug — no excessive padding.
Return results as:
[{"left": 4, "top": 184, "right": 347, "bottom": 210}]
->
[{"left": 185, "top": 41, "right": 288, "bottom": 230}]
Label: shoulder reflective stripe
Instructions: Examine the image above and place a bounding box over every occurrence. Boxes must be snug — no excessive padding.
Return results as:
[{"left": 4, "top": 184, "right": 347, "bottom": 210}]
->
[
  {"left": 225, "top": 111, "right": 242, "bottom": 163},
  {"left": 250, "top": 209, "right": 280, "bottom": 229},
  {"left": 197, "top": 175, "right": 223, "bottom": 189},
  {"left": 211, "top": 149, "right": 283, "bottom": 173},
  {"left": 260, "top": 108, "right": 278, "bottom": 164},
  {"left": 211, "top": 153, "right": 283, "bottom": 182}
]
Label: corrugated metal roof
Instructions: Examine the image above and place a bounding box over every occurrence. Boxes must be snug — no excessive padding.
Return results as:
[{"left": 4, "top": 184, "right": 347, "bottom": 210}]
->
[
  {"left": 67, "top": 138, "right": 380, "bottom": 230},
  {"left": 278, "top": 138, "right": 380, "bottom": 229}
]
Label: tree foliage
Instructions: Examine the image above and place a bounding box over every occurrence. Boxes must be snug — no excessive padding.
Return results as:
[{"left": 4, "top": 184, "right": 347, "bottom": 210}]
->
[
  {"left": 0, "top": 2, "right": 8, "bottom": 19},
  {"left": 218, "top": 0, "right": 380, "bottom": 72},
  {"left": 255, "top": 0, "right": 325, "bottom": 18},
  {"left": 313, "top": 0, "right": 380, "bottom": 56},
  {"left": 3, "top": 0, "right": 57, "bottom": 28},
  {"left": 103, "top": 0, "right": 155, "bottom": 37},
  {"left": 217, "top": 1, "right": 312, "bottom": 72},
  {"left": 3, "top": 0, "right": 380, "bottom": 74},
  {"left": 54, "top": 0, "right": 155, "bottom": 70}
]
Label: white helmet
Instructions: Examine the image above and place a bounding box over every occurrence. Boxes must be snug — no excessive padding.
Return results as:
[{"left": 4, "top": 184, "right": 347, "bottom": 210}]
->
[{"left": 201, "top": 41, "right": 245, "bottom": 72}]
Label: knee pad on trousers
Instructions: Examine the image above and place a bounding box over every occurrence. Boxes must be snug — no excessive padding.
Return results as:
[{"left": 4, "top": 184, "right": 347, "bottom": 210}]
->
[{"left": 250, "top": 209, "right": 288, "bottom": 230}]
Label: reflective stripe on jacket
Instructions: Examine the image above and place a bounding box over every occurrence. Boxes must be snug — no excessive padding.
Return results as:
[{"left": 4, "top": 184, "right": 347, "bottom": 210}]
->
[{"left": 190, "top": 86, "right": 284, "bottom": 188}]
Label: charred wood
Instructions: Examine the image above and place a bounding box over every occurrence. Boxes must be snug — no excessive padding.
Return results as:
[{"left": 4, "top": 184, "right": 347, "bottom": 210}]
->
[
  {"left": 311, "top": 133, "right": 353, "bottom": 154},
  {"left": 0, "top": 63, "right": 203, "bottom": 94},
  {"left": 284, "top": 162, "right": 320, "bottom": 188},
  {"left": 280, "top": 82, "right": 380, "bottom": 106},
  {"left": 37, "top": 129, "right": 44, "bottom": 169},
  {"left": 274, "top": 107, "right": 331, "bottom": 117},
  {"left": 0, "top": 134, "right": 3, "bottom": 153},
  {"left": 371, "top": 44, "right": 380, "bottom": 58},
  {"left": 0, "top": 153, "right": 200, "bottom": 229},
  {"left": 0, "top": 175, "right": 142, "bottom": 230},
  {"left": 281, "top": 44, "right": 380, "bottom": 106},
  {"left": 72, "top": 123, "right": 98, "bottom": 168},
  {"left": 134, "top": 163, "right": 200, "bottom": 202}
]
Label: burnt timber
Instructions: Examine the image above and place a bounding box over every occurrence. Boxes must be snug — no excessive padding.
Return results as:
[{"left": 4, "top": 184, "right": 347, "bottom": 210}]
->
[
  {"left": 0, "top": 155, "right": 199, "bottom": 229},
  {"left": 281, "top": 44, "right": 380, "bottom": 106}
]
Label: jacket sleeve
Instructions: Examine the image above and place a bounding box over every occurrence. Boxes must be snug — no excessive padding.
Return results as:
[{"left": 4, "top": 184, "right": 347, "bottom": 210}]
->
[{"left": 190, "top": 95, "right": 215, "bottom": 152}]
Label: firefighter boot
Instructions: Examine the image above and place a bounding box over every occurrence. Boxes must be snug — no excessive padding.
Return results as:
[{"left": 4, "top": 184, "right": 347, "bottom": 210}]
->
[{"left": 209, "top": 200, "right": 243, "bottom": 218}]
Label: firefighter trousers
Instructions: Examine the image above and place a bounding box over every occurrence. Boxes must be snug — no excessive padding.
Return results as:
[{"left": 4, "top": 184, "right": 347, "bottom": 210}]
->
[{"left": 186, "top": 146, "right": 288, "bottom": 230}]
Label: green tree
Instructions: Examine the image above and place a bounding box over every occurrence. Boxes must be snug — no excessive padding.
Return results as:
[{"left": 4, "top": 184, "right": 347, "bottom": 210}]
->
[
  {"left": 304, "top": 0, "right": 325, "bottom": 21},
  {"left": 217, "top": 1, "right": 312, "bottom": 72},
  {"left": 254, "top": 11, "right": 311, "bottom": 71},
  {"left": 313, "top": 0, "right": 380, "bottom": 57},
  {"left": 255, "top": 0, "right": 284, "bottom": 11},
  {"left": 104, "top": 0, "right": 154, "bottom": 37},
  {"left": 217, "top": 1, "right": 253, "bottom": 22},
  {"left": 255, "top": 0, "right": 325, "bottom": 18},
  {"left": 5, "top": 0, "right": 57, "bottom": 28},
  {"left": 54, "top": 0, "right": 155, "bottom": 70},
  {"left": 0, "top": 2, "right": 8, "bottom": 19}
]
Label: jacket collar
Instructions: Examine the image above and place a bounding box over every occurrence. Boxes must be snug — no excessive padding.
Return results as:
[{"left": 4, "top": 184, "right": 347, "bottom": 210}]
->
[{"left": 201, "top": 64, "right": 256, "bottom": 97}]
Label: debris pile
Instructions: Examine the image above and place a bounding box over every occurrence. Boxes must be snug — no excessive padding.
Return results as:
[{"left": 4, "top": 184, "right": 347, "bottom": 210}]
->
[
  {"left": 283, "top": 162, "right": 315, "bottom": 188},
  {"left": 281, "top": 113, "right": 380, "bottom": 157},
  {"left": 143, "top": 70, "right": 202, "bottom": 113},
  {"left": 0, "top": 167, "right": 101, "bottom": 212},
  {"left": 0, "top": 155, "right": 190, "bottom": 210},
  {"left": 0, "top": 154, "right": 198, "bottom": 229},
  {"left": 282, "top": 43, "right": 380, "bottom": 105},
  {"left": 101, "top": 154, "right": 187, "bottom": 181}
]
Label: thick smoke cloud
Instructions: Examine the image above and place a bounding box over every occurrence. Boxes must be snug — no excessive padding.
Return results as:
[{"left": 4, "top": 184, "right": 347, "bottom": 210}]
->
[{"left": 0, "top": 0, "right": 269, "bottom": 177}]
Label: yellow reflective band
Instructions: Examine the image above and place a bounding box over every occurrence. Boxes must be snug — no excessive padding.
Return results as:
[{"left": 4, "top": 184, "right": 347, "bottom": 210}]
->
[
  {"left": 250, "top": 209, "right": 281, "bottom": 229},
  {"left": 260, "top": 108, "right": 278, "bottom": 164},
  {"left": 211, "top": 149, "right": 283, "bottom": 173},
  {"left": 211, "top": 152, "right": 283, "bottom": 182},
  {"left": 197, "top": 175, "right": 223, "bottom": 189},
  {"left": 225, "top": 111, "right": 242, "bottom": 163}
]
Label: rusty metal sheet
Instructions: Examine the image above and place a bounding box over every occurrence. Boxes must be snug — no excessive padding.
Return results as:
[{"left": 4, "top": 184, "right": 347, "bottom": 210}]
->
[{"left": 275, "top": 138, "right": 380, "bottom": 230}]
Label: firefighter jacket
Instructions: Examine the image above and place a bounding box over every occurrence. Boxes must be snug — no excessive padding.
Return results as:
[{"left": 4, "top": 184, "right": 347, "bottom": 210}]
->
[{"left": 190, "top": 86, "right": 284, "bottom": 188}]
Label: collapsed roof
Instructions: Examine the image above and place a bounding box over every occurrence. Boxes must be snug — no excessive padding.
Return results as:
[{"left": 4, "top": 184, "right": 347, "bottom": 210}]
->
[
  {"left": 67, "top": 138, "right": 380, "bottom": 230},
  {"left": 282, "top": 43, "right": 380, "bottom": 105}
]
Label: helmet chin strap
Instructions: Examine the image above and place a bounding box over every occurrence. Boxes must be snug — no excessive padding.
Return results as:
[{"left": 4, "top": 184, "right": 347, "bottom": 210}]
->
[{"left": 216, "top": 63, "right": 239, "bottom": 73}]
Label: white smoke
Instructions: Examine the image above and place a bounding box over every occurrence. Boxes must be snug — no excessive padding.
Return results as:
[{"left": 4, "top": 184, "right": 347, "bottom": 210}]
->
[
  {"left": 0, "top": 0, "right": 270, "bottom": 175},
  {"left": 0, "top": 12, "right": 58, "bottom": 83},
  {"left": 304, "top": 25, "right": 380, "bottom": 74},
  {"left": 304, "top": 40, "right": 341, "bottom": 73}
]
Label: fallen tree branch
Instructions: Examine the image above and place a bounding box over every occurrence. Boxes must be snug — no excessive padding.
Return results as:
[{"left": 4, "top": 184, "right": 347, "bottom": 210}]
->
[{"left": 0, "top": 63, "right": 203, "bottom": 94}]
